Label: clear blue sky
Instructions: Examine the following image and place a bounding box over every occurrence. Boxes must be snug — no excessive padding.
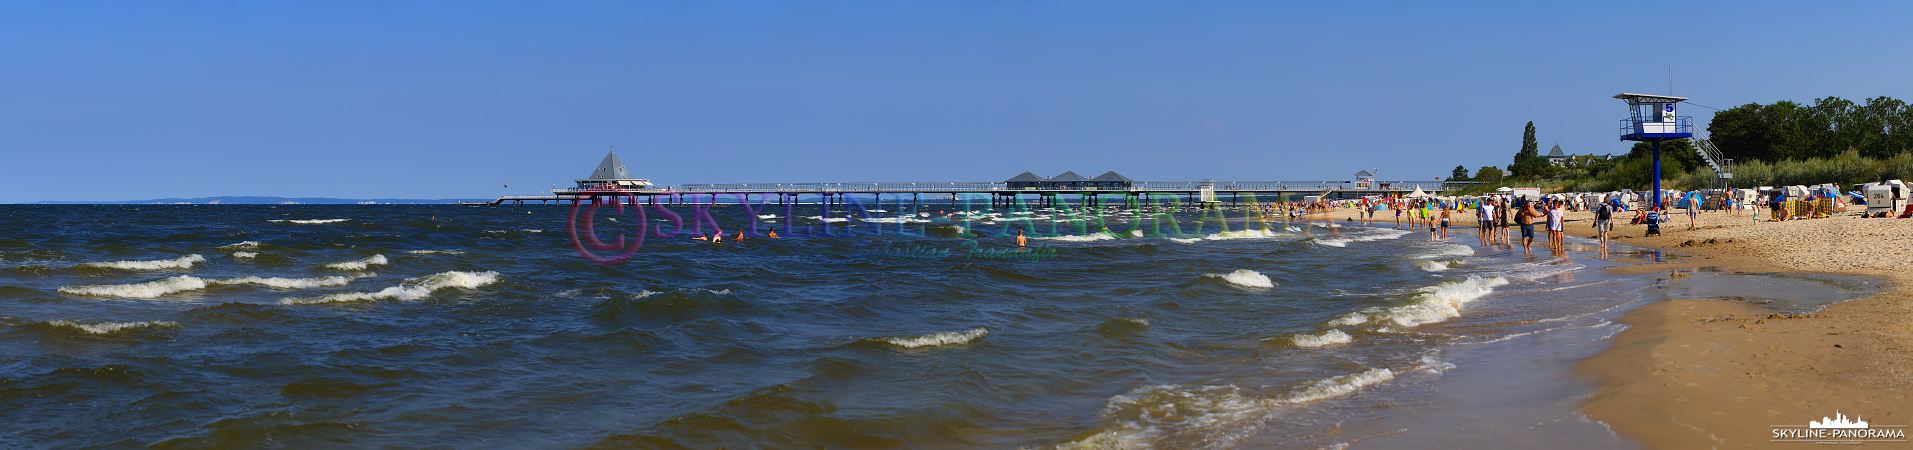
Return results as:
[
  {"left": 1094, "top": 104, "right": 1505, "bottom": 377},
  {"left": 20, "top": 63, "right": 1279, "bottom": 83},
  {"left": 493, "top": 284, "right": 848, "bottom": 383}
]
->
[{"left": 4, "top": 1, "right": 1909, "bottom": 202}]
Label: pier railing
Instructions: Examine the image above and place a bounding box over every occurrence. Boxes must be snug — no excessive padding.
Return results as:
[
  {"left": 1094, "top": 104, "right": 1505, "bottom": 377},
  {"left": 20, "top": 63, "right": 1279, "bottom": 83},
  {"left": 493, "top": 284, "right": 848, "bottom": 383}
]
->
[{"left": 661, "top": 180, "right": 1452, "bottom": 194}]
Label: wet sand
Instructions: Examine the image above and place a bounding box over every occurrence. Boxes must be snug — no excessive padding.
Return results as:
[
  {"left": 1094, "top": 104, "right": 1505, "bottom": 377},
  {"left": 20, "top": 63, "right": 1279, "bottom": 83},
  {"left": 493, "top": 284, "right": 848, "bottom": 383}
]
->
[{"left": 1362, "top": 205, "right": 1913, "bottom": 449}]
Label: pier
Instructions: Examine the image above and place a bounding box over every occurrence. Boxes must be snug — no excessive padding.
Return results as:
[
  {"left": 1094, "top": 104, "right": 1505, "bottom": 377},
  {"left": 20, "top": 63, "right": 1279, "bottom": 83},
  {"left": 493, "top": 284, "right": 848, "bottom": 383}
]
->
[
  {"left": 486, "top": 179, "right": 1464, "bottom": 206},
  {"left": 482, "top": 151, "right": 1467, "bottom": 206}
]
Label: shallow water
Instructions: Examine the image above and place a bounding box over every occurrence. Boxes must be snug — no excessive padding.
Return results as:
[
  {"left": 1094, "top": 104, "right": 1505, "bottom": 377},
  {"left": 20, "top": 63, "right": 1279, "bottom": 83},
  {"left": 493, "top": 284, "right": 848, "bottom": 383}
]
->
[{"left": 0, "top": 204, "right": 1880, "bottom": 449}]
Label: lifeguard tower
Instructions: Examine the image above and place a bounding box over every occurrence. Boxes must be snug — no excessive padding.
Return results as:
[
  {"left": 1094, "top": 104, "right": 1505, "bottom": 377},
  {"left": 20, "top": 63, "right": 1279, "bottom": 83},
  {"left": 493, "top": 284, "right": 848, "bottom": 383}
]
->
[{"left": 1615, "top": 93, "right": 1692, "bottom": 210}]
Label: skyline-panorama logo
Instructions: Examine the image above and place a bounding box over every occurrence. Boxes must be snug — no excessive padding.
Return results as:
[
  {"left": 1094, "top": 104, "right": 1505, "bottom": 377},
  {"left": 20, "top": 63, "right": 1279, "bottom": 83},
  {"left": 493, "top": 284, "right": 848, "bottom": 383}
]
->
[{"left": 1772, "top": 410, "right": 1907, "bottom": 444}]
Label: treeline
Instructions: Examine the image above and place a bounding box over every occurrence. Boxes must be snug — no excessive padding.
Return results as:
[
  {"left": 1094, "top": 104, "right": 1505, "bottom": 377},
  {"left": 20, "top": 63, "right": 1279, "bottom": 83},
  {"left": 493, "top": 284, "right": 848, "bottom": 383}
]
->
[
  {"left": 1452, "top": 96, "right": 1913, "bottom": 195},
  {"left": 1710, "top": 96, "right": 1913, "bottom": 162}
]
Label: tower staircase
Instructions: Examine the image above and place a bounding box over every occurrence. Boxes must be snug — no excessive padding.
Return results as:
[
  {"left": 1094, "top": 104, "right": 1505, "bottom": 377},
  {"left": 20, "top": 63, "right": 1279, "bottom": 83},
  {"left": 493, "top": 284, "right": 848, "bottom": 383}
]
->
[{"left": 1689, "top": 134, "right": 1734, "bottom": 188}]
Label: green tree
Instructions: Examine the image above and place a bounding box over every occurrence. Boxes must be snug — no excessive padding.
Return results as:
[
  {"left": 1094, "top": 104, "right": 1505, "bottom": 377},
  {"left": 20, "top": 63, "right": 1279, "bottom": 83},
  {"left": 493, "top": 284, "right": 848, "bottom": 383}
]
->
[
  {"left": 1510, "top": 121, "right": 1546, "bottom": 179},
  {"left": 1474, "top": 166, "right": 1504, "bottom": 182},
  {"left": 1450, "top": 165, "right": 1471, "bottom": 181}
]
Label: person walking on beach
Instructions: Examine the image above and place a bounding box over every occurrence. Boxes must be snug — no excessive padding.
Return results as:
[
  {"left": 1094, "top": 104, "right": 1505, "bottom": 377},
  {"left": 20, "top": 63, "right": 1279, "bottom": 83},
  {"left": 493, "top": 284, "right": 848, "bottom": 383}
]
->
[
  {"left": 1496, "top": 197, "right": 1512, "bottom": 245},
  {"left": 1684, "top": 192, "right": 1700, "bottom": 231},
  {"left": 1516, "top": 201, "right": 1539, "bottom": 255},
  {"left": 1547, "top": 199, "right": 1566, "bottom": 250},
  {"left": 1594, "top": 195, "right": 1614, "bottom": 252}
]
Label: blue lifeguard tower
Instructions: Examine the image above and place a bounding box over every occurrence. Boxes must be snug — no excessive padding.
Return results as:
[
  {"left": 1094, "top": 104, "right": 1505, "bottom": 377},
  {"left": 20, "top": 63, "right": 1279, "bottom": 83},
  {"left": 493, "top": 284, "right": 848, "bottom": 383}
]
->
[{"left": 1615, "top": 93, "right": 1692, "bottom": 211}]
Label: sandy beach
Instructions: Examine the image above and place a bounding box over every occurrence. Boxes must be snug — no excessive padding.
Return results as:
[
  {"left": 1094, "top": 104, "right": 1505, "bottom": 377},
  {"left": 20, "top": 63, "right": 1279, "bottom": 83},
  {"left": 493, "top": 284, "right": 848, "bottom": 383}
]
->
[{"left": 1362, "top": 204, "right": 1912, "bottom": 449}]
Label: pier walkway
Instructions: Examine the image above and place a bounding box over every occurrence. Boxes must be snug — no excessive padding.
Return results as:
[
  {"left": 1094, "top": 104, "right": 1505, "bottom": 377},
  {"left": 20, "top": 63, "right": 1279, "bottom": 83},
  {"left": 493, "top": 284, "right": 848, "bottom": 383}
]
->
[{"left": 484, "top": 180, "right": 1467, "bottom": 206}]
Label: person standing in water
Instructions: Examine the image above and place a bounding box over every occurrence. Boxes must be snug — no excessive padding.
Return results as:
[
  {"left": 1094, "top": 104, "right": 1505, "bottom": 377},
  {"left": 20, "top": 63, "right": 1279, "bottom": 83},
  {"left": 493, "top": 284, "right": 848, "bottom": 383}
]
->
[
  {"left": 1547, "top": 199, "right": 1566, "bottom": 250},
  {"left": 1594, "top": 195, "right": 1614, "bottom": 252},
  {"left": 1516, "top": 200, "right": 1539, "bottom": 255}
]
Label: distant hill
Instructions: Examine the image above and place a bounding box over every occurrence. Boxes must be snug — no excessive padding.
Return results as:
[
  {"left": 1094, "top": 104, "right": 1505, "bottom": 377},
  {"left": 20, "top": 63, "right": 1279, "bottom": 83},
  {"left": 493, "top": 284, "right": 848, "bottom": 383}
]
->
[{"left": 29, "top": 196, "right": 493, "bottom": 205}]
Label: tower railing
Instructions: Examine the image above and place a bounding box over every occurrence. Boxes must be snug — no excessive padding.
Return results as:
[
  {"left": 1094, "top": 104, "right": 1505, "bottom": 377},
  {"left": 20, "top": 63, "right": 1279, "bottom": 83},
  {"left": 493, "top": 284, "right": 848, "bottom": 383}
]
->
[{"left": 1618, "top": 116, "right": 1694, "bottom": 140}]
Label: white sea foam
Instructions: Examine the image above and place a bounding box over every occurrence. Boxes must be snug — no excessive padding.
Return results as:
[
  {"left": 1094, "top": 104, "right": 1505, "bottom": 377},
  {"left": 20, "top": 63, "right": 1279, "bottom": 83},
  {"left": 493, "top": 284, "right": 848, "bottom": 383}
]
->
[
  {"left": 218, "top": 241, "right": 262, "bottom": 249},
  {"left": 1066, "top": 367, "right": 1397, "bottom": 449},
  {"left": 876, "top": 327, "right": 988, "bottom": 349},
  {"left": 271, "top": 219, "right": 350, "bottom": 224},
  {"left": 1418, "top": 243, "right": 1475, "bottom": 258},
  {"left": 280, "top": 270, "right": 500, "bottom": 305},
  {"left": 216, "top": 275, "right": 361, "bottom": 289},
  {"left": 58, "top": 276, "right": 209, "bottom": 299},
  {"left": 1418, "top": 260, "right": 1450, "bottom": 272},
  {"left": 1316, "top": 228, "right": 1414, "bottom": 247},
  {"left": 80, "top": 254, "right": 205, "bottom": 270},
  {"left": 321, "top": 254, "right": 388, "bottom": 271},
  {"left": 1204, "top": 228, "right": 1285, "bottom": 240},
  {"left": 1168, "top": 238, "right": 1202, "bottom": 244},
  {"left": 1375, "top": 275, "right": 1509, "bottom": 327},
  {"left": 757, "top": 214, "right": 778, "bottom": 219},
  {"left": 1418, "top": 353, "right": 1457, "bottom": 373},
  {"left": 1036, "top": 233, "right": 1118, "bottom": 242},
  {"left": 865, "top": 217, "right": 931, "bottom": 224},
  {"left": 1281, "top": 368, "right": 1396, "bottom": 403},
  {"left": 1291, "top": 329, "right": 1353, "bottom": 347},
  {"left": 1330, "top": 312, "right": 1369, "bottom": 326},
  {"left": 1204, "top": 269, "right": 1274, "bottom": 288},
  {"left": 404, "top": 250, "right": 466, "bottom": 255},
  {"left": 48, "top": 320, "right": 178, "bottom": 334},
  {"left": 231, "top": 252, "right": 259, "bottom": 259}
]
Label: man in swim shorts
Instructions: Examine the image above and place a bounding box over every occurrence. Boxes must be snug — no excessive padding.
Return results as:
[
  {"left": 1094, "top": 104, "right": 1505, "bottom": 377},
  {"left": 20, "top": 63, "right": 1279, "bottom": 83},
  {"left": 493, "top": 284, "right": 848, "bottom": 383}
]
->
[{"left": 1516, "top": 201, "right": 1538, "bottom": 255}]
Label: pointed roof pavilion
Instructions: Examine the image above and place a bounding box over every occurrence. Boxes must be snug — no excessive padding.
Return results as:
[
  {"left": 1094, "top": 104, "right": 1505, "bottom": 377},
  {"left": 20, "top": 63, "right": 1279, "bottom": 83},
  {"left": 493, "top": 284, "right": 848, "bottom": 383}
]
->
[
  {"left": 1090, "top": 171, "right": 1133, "bottom": 183},
  {"left": 587, "top": 151, "right": 636, "bottom": 180},
  {"left": 1049, "top": 170, "right": 1089, "bottom": 182},
  {"left": 1354, "top": 170, "right": 1373, "bottom": 177},
  {"left": 1005, "top": 171, "right": 1045, "bottom": 183},
  {"left": 572, "top": 150, "right": 653, "bottom": 189}
]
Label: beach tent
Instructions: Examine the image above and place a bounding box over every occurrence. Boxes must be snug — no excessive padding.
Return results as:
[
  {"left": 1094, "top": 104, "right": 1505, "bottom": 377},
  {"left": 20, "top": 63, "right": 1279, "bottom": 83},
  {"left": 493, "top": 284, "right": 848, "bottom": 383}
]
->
[
  {"left": 1495, "top": 186, "right": 1513, "bottom": 192},
  {"left": 1406, "top": 187, "right": 1430, "bottom": 198}
]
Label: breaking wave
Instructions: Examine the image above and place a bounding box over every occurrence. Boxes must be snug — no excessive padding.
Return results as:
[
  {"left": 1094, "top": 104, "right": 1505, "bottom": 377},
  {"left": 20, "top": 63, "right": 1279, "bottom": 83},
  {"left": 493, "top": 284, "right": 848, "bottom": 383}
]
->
[
  {"left": 79, "top": 254, "right": 205, "bottom": 271},
  {"left": 1314, "top": 228, "right": 1413, "bottom": 247},
  {"left": 1417, "top": 243, "right": 1475, "bottom": 259},
  {"left": 47, "top": 320, "right": 178, "bottom": 334},
  {"left": 218, "top": 241, "right": 262, "bottom": 249},
  {"left": 1203, "top": 269, "right": 1274, "bottom": 288},
  {"left": 1062, "top": 368, "right": 1396, "bottom": 449},
  {"left": 871, "top": 327, "right": 989, "bottom": 349},
  {"left": 217, "top": 274, "right": 364, "bottom": 289},
  {"left": 270, "top": 219, "right": 350, "bottom": 224},
  {"left": 1290, "top": 329, "right": 1353, "bottom": 347},
  {"left": 1341, "top": 275, "right": 1510, "bottom": 328},
  {"left": 1035, "top": 233, "right": 1119, "bottom": 242},
  {"left": 231, "top": 252, "right": 259, "bottom": 259},
  {"left": 58, "top": 276, "right": 209, "bottom": 299},
  {"left": 280, "top": 271, "right": 500, "bottom": 305},
  {"left": 321, "top": 254, "right": 388, "bottom": 271},
  {"left": 405, "top": 250, "right": 467, "bottom": 255}
]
